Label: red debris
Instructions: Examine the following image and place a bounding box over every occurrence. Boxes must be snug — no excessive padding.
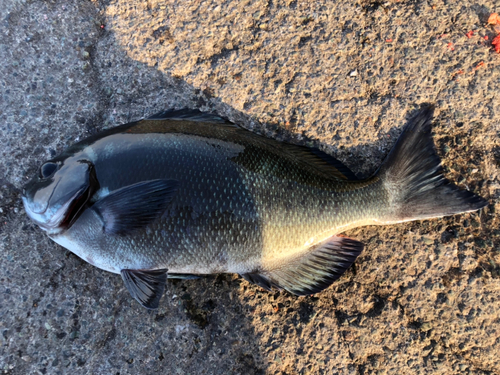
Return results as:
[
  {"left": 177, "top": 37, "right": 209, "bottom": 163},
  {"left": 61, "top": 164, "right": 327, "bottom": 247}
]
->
[
  {"left": 386, "top": 38, "right": 393, "bottom": 42},
  {"left": 489, "top": 13, "right": 500, "bottom": 34},
  {"left": 466, "top": 30, "right": 474, "bottom": 38},
  {"left": 487, "top": 13, "right": 500, "bottom": 25},
  {"left": 451, "top": 69, "right": 464, "bottom": 80},
  {"left": 492, "top": 35, "right": 500, "bottom": 53},
  {"left": 447, "top": 42, "right": 455, "bottom": 51},
  {"left": 484, "top": 35, "right": 489, "bottom": 40}
]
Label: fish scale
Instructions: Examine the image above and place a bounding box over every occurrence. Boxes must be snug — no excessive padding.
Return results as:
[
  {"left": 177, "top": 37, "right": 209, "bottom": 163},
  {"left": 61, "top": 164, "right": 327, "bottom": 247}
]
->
[{"left": 22, "top": 107, "right": 487, "bottom": 309}]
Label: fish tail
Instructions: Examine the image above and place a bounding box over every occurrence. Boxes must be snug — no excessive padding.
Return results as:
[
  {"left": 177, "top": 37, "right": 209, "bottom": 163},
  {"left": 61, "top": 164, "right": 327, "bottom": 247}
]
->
[{"left": 377, "top": 105, "right": 487, "bottom": 224}]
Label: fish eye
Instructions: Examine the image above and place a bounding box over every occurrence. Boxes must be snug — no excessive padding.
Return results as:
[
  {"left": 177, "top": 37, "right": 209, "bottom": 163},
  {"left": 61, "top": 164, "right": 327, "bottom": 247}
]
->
[{"left": 39, "top": 162, "right": 58, "bottom": 179}]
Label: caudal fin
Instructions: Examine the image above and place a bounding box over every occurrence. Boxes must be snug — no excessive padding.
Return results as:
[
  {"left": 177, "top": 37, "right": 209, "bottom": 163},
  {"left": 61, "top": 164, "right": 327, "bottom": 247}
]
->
[{"left": 378, "top": 105, "right": 487, "bottom": 223}]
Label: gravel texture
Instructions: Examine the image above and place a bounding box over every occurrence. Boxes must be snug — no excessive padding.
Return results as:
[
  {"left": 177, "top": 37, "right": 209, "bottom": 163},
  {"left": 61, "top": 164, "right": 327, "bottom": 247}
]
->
[{"left": 1, "top": 0, "right": 499, "bottom": 374}]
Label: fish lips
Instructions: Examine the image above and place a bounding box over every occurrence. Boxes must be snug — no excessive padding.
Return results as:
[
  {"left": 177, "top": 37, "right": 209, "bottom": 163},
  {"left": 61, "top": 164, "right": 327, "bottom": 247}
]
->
[
  {"left": 22, "top": 160, "right": 99, "bottom": 234},
  {"left": 22, "top": 187, "right": 84, "bottom": 231}
]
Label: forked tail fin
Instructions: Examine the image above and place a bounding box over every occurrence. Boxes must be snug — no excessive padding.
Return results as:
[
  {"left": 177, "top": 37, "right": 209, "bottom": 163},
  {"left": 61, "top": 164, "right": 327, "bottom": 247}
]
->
[{"left": 378, "top": 105, "right": 487, "bottom": 224}]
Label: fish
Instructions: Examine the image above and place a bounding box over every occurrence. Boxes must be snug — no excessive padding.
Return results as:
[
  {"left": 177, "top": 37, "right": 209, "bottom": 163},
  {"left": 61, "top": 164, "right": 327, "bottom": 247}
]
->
[{"left": 22, "top": 106, "right": 487, "bottom": 309}]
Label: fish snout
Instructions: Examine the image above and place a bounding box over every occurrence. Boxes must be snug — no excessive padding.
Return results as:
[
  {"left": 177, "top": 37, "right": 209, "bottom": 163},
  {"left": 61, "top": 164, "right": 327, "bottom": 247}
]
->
[{"left": 22, "top": 194, "right": 48, "bottom": 215}]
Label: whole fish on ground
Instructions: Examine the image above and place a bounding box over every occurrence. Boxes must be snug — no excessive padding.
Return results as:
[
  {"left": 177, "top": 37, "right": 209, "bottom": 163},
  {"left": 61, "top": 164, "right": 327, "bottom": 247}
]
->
[{"left": 22, "top": 106, "right": 487, "bottom": 309}]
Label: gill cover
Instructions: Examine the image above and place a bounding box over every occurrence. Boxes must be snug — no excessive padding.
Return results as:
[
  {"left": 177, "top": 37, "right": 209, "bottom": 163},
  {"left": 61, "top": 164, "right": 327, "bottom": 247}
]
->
[{"left": 22, "top": 158, "right": 99, "bottom": 233}]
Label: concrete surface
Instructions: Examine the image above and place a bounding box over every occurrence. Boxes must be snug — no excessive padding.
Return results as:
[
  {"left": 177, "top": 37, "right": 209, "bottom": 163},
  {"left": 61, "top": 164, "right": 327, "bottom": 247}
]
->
[{"left": 1, "top": 0, "right": 499, "bottom": 374}]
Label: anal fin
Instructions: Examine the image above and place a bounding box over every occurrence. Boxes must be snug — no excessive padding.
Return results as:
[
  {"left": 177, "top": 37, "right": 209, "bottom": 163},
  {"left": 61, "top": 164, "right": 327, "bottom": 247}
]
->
[
  {"left": 241, "top": 236, "right": 363, "bottom": 295},
  {"left": 239, "top": 273, "right": 276, "bottom": 292}
]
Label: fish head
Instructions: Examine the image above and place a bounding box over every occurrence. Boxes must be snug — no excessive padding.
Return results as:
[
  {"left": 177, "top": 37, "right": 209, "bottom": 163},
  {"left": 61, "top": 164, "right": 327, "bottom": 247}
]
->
[{"left": 22, "top": 157, "right": 100, "bottom": 234}]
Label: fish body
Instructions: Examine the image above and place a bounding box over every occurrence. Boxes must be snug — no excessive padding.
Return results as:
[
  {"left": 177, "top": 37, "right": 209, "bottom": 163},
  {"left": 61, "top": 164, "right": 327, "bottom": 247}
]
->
[{"left": 22, "top": 108, "right": 487, "bottom": 308}]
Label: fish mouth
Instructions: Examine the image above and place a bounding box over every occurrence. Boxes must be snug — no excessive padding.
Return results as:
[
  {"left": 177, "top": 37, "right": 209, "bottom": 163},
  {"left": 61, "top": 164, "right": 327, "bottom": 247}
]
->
[
  {"left": 58, "top": 182, "right": 94, "bottom": 230},
  {"left": 23, "top": 185, "right": 91, "bottom": 235},
  {"left": 23, "top": 162, "right": 100, "bottom": 235},
  {"left": 54, "top": 163, "right": 100, "bottom": 234}
]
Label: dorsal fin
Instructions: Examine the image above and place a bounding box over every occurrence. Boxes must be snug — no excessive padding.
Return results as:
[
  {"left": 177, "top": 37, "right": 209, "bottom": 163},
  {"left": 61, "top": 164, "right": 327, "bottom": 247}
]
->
[
  {"left": 309, "top": 148, "right": 358, "bottom": 180},
  {"left": 273, "top": 144, "right": 357, "bottom": 180},
  {"left": 230, "top": 141, "right": 358, "bottom": 182},
  {"left": 147, "top": 108, "right": 229, "bottom": 123},
  {"left": 143, "top": 109, "right": 358, "bottom": 181}
]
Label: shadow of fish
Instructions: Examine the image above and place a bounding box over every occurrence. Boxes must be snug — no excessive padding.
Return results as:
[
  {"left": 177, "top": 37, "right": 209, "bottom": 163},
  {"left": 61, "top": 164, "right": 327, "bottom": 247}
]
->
[{"left": 22, "top": 106, "right": 487, "bottom": 309}]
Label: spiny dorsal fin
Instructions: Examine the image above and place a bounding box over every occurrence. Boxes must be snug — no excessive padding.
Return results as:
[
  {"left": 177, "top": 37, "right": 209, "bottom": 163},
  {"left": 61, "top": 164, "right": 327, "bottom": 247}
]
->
[
  {"left": 147, "top": 108, "right": 229, "bottom": 123},
  {"left": 241, "top": 236, "right": 363, "bottom": 295}
]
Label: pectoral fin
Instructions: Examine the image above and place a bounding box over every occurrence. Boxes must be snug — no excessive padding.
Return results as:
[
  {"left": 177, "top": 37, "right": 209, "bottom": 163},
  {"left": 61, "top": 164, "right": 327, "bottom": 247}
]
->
[
  {"left": 121, "top": 269, "right": 168, "bottom": 309},
  {"left": 241, "top": 236, "right": 363, "bottom": 295},
  {"left": 93, "top": 179, "right": 178, "bottom": 235}
]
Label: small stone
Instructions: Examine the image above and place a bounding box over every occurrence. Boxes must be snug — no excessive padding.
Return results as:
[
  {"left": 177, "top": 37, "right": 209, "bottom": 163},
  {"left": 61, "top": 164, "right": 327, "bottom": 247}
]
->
[
  {"left": 421, "top": 322, "right": 432, "bottom": 332},
  {"left": 349, "top": 69, "right": 358, "bottom": 76},
  {"left": 423, "top": 236, "right": 434, "bottom": 245}
]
